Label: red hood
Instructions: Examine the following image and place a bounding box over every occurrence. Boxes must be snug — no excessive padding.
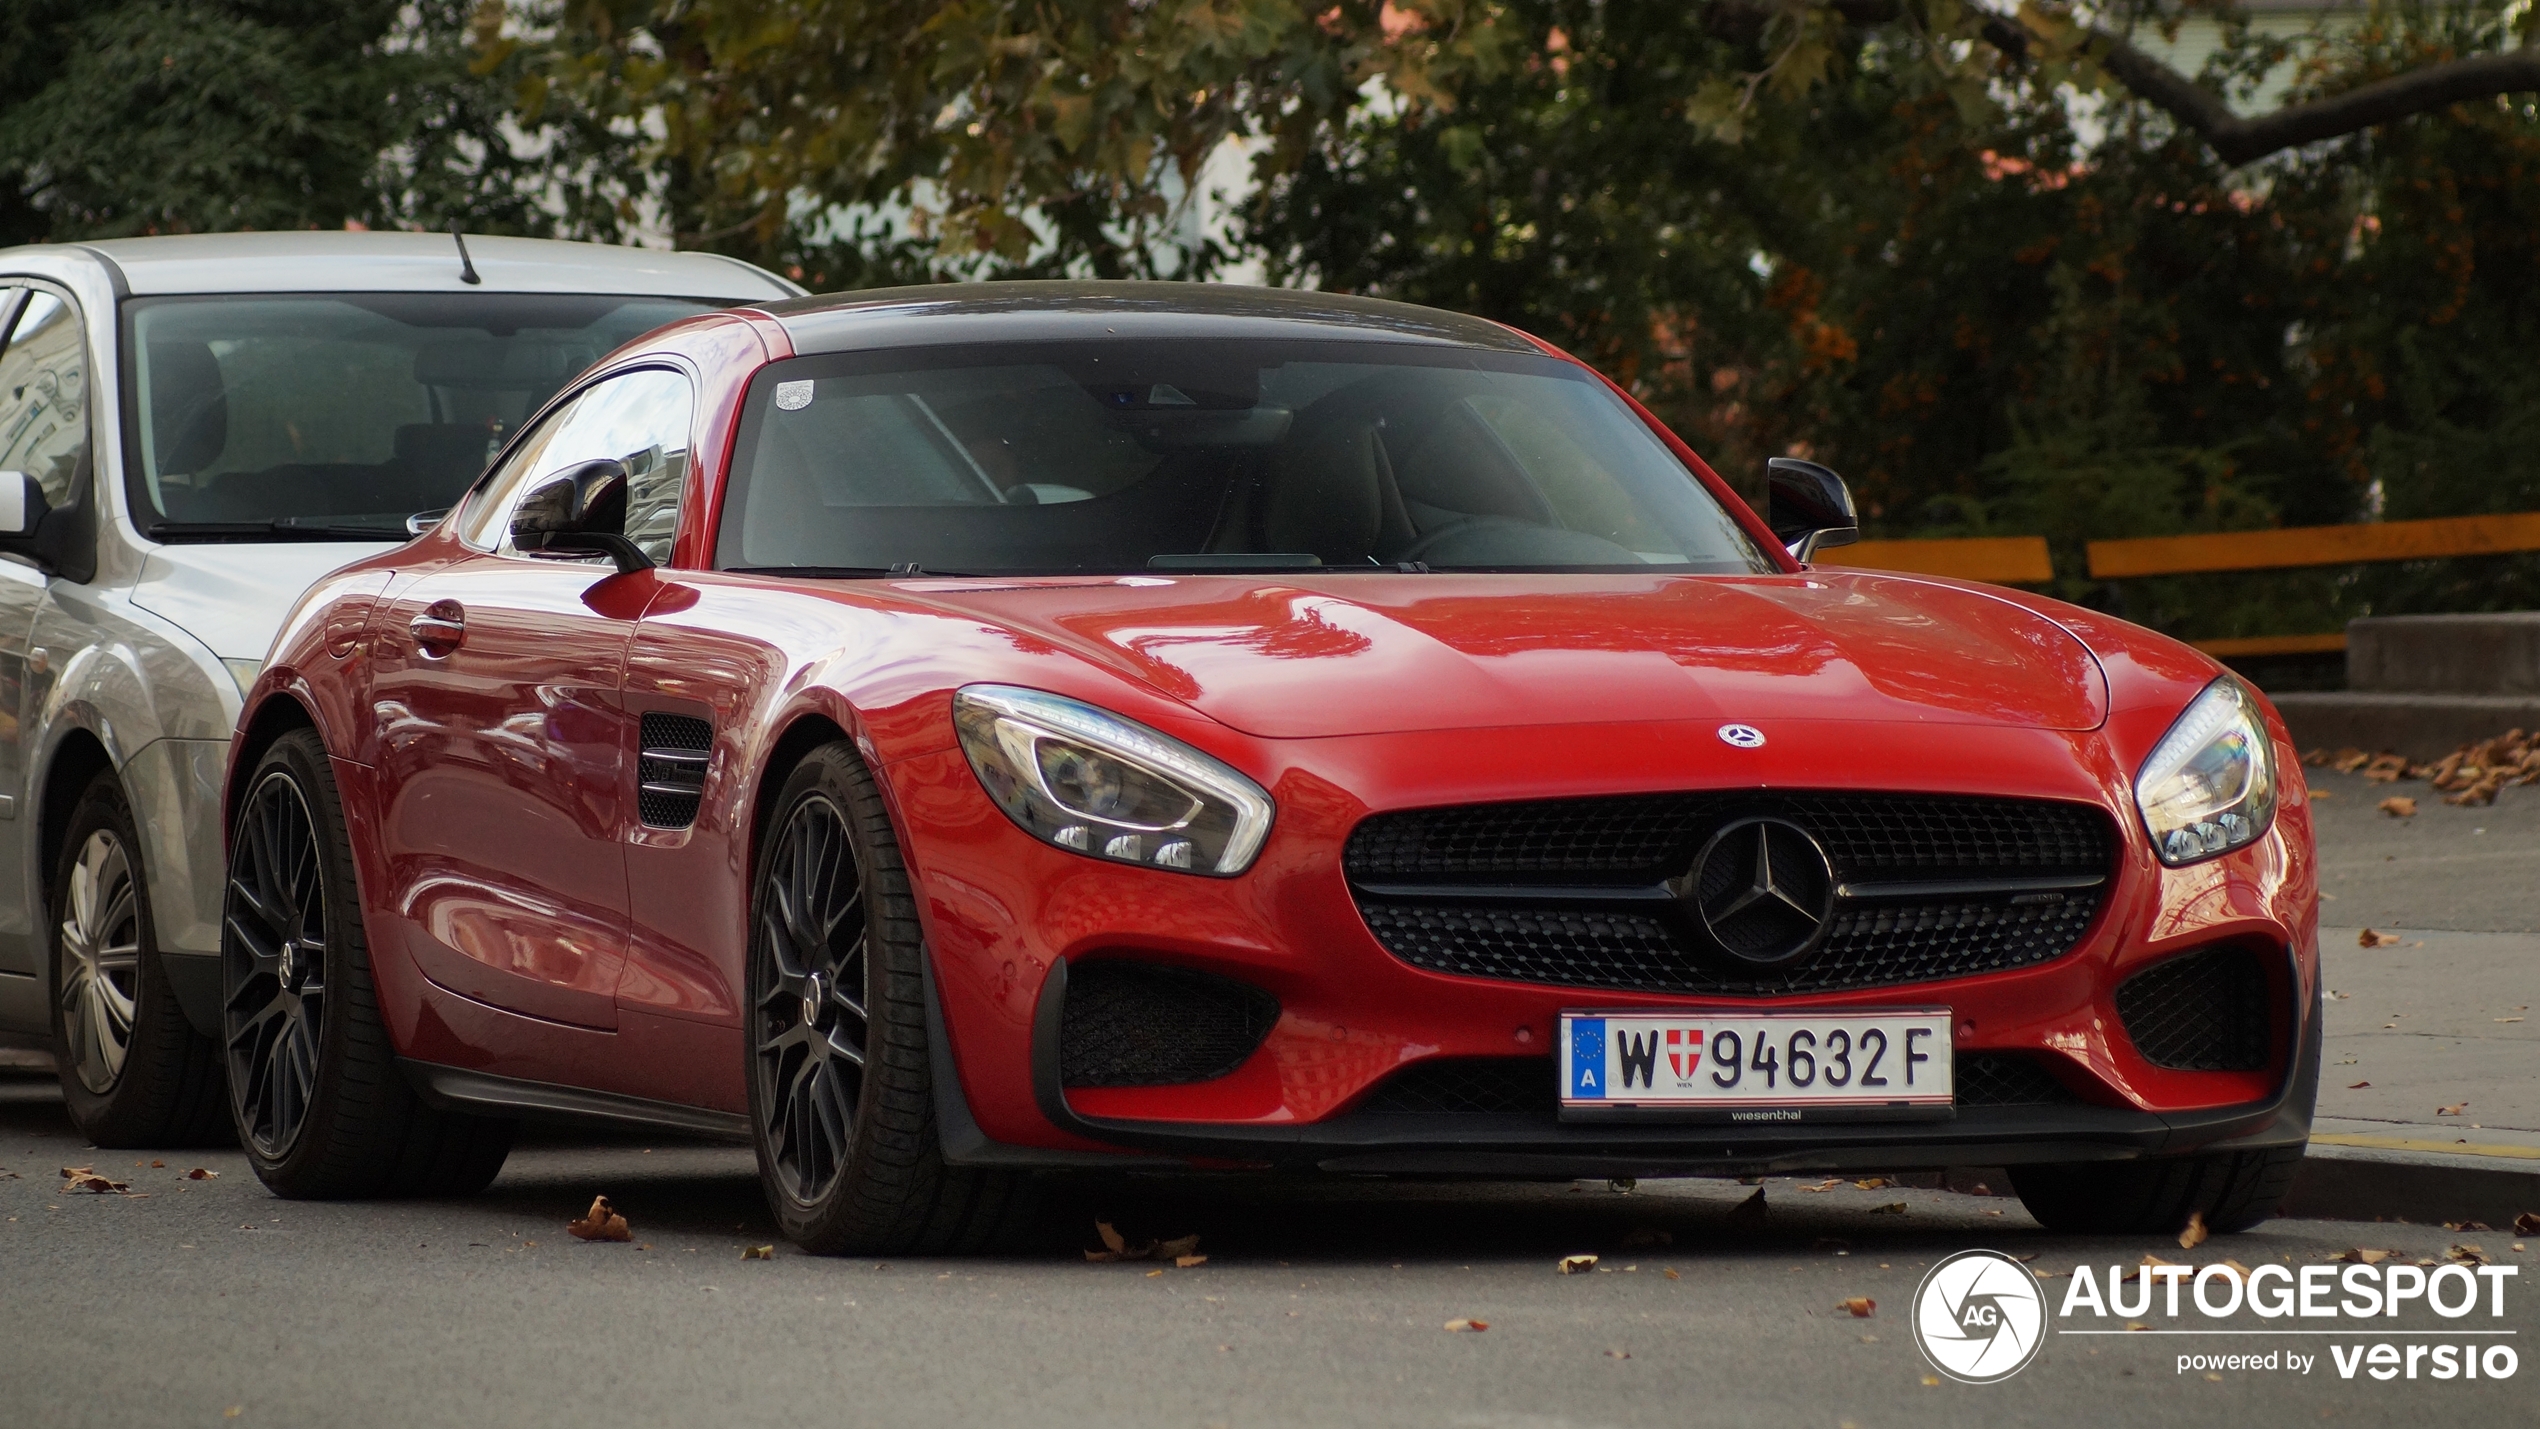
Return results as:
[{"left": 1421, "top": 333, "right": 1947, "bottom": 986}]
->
[{"left": 895, "top": 571, "right": 2108, "bottom": 739}]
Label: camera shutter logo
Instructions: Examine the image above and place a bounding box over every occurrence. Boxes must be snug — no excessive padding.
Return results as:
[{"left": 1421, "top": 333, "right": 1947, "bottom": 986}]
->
[{"left": 1912, "top": 1249, "right": 2048, "bottom": 1384}]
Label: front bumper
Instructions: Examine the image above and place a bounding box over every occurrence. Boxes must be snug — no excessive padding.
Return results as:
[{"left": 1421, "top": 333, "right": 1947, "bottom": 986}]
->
[{"left": 889, "top": 715, "right": 2322, "bottom": 1174}]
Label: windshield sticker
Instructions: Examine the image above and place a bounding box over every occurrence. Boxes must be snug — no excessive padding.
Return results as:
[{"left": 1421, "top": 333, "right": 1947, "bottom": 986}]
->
[{"left": 774, "top": 379, "right": 814, "bottom": 411}]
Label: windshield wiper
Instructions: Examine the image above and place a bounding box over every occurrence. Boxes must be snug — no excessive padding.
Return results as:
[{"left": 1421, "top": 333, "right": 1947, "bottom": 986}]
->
[
  {"left": 726, "top": 563, "right": 982, "bottom": 579},
  {"left": 148, "top": 519, "right": 412, "bottom": 544}
]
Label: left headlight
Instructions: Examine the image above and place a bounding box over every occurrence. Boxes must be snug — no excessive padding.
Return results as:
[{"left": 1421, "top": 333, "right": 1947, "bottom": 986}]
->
[
  {"left": 2135, "top": 677, "right": 2277, "bottom": 866},
  {"left": 952, "top": 685, "right": 1274, "bottom": 876}
]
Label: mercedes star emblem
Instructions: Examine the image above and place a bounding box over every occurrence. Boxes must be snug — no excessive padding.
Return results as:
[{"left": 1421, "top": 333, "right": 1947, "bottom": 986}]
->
[
  {"left": 1686, "top": 816, "right": 1835, "bottom": 966},
  {"left": 1717, "top": 723, "right": 1765, "bottom": 749}
]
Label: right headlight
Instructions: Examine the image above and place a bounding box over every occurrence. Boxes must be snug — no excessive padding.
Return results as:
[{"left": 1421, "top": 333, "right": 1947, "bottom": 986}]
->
[
  {"left": 2135, "top": 677, "right": 2277, "bottom": 866},
  {"left": 952, "top": 685, "right": 1274, "bottom": 876}
]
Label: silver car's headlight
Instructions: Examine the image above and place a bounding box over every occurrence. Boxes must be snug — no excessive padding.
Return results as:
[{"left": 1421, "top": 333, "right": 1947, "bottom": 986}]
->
[
  {"left": 952, "top": 685, "right": 1274, "bottom": 876},
  {"left": 2135, "top": 678, "right": 2277, "bottom": 866}
]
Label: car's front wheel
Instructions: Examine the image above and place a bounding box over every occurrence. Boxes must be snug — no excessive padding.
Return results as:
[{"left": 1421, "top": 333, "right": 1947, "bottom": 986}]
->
[
  {"left": 2009, "top": 1142, "right": 2306, "bottom": 1235},
  {"left": 221, "top": 729, "right": 513, "bottom": 1198},
  {"left": 50, "top": 771, "right": 230, "bottom": 1147},
  {"left": 747, "top": 742, "right": 1032, "bottom": 1254}
]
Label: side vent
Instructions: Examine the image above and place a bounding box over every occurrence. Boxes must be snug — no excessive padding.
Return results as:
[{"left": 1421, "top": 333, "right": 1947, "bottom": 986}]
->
[{"left": 637, "top": 712, "right": 714, "bottom": 828}]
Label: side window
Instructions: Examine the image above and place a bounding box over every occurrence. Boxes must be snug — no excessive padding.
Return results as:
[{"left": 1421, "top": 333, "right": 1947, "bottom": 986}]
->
[
  {"left": 456, "top": 367, "right": 695, "bottom": 562},
  {"left": 0, "top": 290, "right": 91, "bottom": 509}
]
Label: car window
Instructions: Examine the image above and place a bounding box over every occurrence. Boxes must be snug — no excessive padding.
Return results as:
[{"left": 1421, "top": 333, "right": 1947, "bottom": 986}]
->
[
  {"left": 716, "top": 339, "right": 1772, "bottom": 576},
  {"left": 459, "top": 367, "right": 696, "bottom": 563},
  {"left": 0, "top": 289, "right": 91, "bottom": 509},
  {"left": 125, "top": 294, "right": 715, "bottom": 540}
]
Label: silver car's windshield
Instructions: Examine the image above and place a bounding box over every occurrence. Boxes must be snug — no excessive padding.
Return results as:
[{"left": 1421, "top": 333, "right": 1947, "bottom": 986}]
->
[
  {"left": 125, "top": 293, "right": 714, "bottom": 541},
  {"left": 716, "top": 339, "right": 1773, "bottom": 576}
]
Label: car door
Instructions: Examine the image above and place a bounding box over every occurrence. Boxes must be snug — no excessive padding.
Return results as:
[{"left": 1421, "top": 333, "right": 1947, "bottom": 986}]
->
[
  {"left": 0, "top": 283, "right": 77, "bottom": 977},
  {"left": 366, "top": 367, "right": 696, "bottom": 1031}
]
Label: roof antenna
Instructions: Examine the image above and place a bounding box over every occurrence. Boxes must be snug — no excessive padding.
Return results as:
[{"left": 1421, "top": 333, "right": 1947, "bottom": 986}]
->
[{"left": 449, "top": 221, "right": 482, "bottom": 285}]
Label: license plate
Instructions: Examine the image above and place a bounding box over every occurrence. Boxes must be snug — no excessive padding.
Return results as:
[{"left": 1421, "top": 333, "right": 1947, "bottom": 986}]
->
[{"left": 1558, "top": 1009, "right": 1954, "bottom": 1123}]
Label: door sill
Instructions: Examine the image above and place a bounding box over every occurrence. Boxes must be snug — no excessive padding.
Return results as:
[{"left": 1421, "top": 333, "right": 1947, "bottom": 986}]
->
[{"left": 397, "top": 1059, "right": 749, "bottom": 1142}]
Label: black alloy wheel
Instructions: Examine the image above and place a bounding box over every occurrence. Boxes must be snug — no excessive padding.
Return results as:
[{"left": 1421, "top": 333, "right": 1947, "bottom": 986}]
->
[
  {"left": 49, "top": 771, "right": 229, "bottom": 1147},
  {"left": 745, "top": 742, "right": 1032, "bottom": 1254},
  {"left": 223, "top": 761, "right": 329, "bottom": 1160},
  {"left": 220, "top": 729, "right": 513, "bottom": 1198},
  {"left": 752, "top": 790, "right": 871, "bottom": 1206}
]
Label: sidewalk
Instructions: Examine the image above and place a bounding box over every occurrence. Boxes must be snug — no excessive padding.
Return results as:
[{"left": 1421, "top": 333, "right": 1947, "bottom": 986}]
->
[{"left": 2278, "top": 763, "right": 2540, "bottom": 1224}]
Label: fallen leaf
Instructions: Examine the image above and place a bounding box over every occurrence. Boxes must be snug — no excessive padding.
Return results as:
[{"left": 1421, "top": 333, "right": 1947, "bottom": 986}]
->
[
  {"left": 2515, "top": 1213, "right": 2540, "bottom": 1237},
  {"left": 2347, "top": 1081, "right": 2372, "bottom": 1089},
  {"left": 2359, "top": 928, "right": 2404, "bottom": 948},
  {"left": 186, "top": 1168, "right": 217, "bottom": 1180},
  {"left": 2329, "top": 1248, "right": 2397, "bottom": 1265},
  {"left": 1608, "top": 1177, "right": 1637, "bottom": 1193},
  {"left": 224, "top": 1409, "right": 242, "bottom": 1420},
  {"left": 2444, "top": 1221, "right": 2492, "bottom": 1233},
  {"left": 1444, "top": 1318, "right": 1488, "bottom": 1332},
  {"left": 1603, "top": 1348, "right": 1631, "bottom": 1359},
  {"left": 1157, "top": 1235, "right": 1201, "bottom": 1260},
  {"left": 1797, "top": 1178, "right": 1843, "bottom": 1193},
  {"left": 1853, "top": 1177, "right": 1889, "bottom": 1190},
  {"left": 2330, "top": 748, "right": 2371, "bottom": 773},
  {"left": 1176, "top": 1254, "right": 1208, "bottom": 1268},
  {"left": 2205, "top": 1372, "right": 2225, "bottom": 1382},
  {"left": 2439, "top": 1103, "right": 2468, "bottom": 1116},
  {"left": 2141, "top": 1254, "right": 2188, "bottom": 1268},
  {"left": 2029, "top": 1266, "right": 2067, "bottom": 1279},
  {"left": 2375, "top": 797, "right": 2416, "bottom": 817},
  {"left": 1559, "top": 1254, "right": 1600, "bottom": 1274},
  {"left": 1662, "top": 1268, "right": 1681, "bottom": 1280},
  {"left": 2216, "top": 1260, "right": 2254, "bottom": 1281},
  {"left": 1838, "top": 1296, "right": 1876, "bottom": 1317},
  {"left": 567, "top": 1195, "right": 632, "bottom": 1243},
  {"left": 57, "top": 1166, "right": 129, "bottom": 1195},
  {"left": 2448, "top": 1244, "right": 2493, "bottom": 1265},
  {"left": 741, "top": 1244, "right": 773, "bottom": 1260},
  {"left": 2179, "top": 1212, "right": 2210, "bottom": 1250},
  {"left": 2127, "top": 1322, "right": 2152, "bottom": 1332},
  {"left": 2498, "top": 1017, "right": 2525, "bottom": 1023},
  {"left": 1868, "top": 1202, "right": 1908, "bottom": 1215},
  {"left": 1921, "top": 1375, "right": 1940, "bottom": 1387},
  {"left": 1145, "top": 1268, "right": 1165, "bottom": 1278},
  {"left": 150, "top": 1159, "right": 165, "bottom": 1168},
  {"left": 2308, "top": 789, "right": 2334, "bottom": 801},
  {"left": 1096, "top": 1221, "right": 1128, "bottom": 1254}
]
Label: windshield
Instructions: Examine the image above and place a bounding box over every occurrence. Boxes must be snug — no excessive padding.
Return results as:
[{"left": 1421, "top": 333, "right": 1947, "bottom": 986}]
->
[
  {"left": 716, "top": 340, "right": 1772, "bottom": 576},
  {"left": 124, "top": 293, "right": 716, "bottom": 540}
]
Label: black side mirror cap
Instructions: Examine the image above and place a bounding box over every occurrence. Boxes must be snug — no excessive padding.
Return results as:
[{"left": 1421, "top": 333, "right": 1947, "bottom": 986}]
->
[
  {"left": 511, "top": 458, "right": 653, "bottom": 575},
  {"left": 1766, "top": 457, "right": 1860, "bottom": 561}
]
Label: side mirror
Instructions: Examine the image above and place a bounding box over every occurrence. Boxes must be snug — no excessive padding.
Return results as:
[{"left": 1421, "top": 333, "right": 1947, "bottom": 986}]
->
[
  {"left": 0, "top": 470, "right": 46, "bottom": 541},
  {"left": 510, "top": 458, "right": 652, "bottom": 575},
  {"left": 1766, "top": 457, "right": 1860, "bottom": 562}
]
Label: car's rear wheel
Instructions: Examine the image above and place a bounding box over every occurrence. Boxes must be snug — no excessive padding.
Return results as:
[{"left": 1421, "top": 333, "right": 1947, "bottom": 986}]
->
[
  {"left": 222, "top": 729, "right": 513, "bottom": 1198},
  {"left": 747, "top": 741, "right": 1031, "bottom": 1254},
  {"left": 50, "top": 772, "right": 230, "bottom": 1147},
  {"left": 2009, "top": 1142, "right": 2306, "bottom": 1235}
]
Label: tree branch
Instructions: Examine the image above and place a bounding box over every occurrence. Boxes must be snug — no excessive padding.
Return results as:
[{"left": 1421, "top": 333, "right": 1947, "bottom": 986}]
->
[
  {"left": 1703, "top": 2, "right": 2540, "bottom": 166},
  {"left": 2093, "top": 35, "right": 2540, "bottom": 164}
]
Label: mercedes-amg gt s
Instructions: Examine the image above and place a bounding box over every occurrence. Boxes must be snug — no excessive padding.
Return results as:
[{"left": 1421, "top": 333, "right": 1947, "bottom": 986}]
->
[{"left": 223, "top": 283, "right": 2318, "bottom": 1250}]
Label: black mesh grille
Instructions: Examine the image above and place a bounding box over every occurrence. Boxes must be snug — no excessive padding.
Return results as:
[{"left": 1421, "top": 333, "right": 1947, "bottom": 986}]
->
[
  {"left": 638, "top": 713, "right": 713, "bottom": 828},
  {"left": 1355, "top": 1058, "right": 1558, "bottom": 1118},
  {"left": 1059, "top": 963, "right": 1280, "bottom": 1088},
  {"left": 1954, "top": 1053, "right": 2080, "bottom": 1107},
  {"left": 1346, "top": 792, "right": 2112, "bottom": 996},
  {"left": 2116, "top": 947, "right": 2271, "bottom": 1071}
]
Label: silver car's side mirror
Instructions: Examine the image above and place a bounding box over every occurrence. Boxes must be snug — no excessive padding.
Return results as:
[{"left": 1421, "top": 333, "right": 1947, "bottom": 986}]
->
[
  {"left": 510, "top": 458, "right": 652, "bottom": 575},
  {"left": 0, "top": 470, "right": 43, "bottom": 540},
  {"left": 1766, "top": 457, "right": 1860, "bottom": 563}
]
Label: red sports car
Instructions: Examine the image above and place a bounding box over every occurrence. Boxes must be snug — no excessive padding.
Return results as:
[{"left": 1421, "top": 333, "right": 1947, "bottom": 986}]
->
[{"left": 224, "top": 283, "right": 2317, "bottom": 1251}]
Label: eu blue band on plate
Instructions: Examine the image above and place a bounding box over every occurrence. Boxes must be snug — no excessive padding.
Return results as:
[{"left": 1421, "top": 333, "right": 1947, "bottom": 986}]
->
[{"left": 1569, "top": 1018, "right": 1606, "bottom": 1098}]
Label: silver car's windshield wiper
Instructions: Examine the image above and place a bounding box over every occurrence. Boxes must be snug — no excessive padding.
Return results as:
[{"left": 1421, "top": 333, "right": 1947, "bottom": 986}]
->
[{"left": 148, "top": 519, "right": 412, "bottom": 544}]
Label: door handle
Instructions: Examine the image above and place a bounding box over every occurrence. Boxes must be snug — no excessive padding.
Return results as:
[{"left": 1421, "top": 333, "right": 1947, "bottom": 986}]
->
[{"left": 409, "top": 602, "right": 465, "bottom": 657}]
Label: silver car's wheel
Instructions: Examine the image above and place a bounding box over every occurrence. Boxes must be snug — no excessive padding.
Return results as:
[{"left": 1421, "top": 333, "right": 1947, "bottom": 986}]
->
[
  {"left": 58, "top": 830, "right": 142, "bottom": 1094},
  {"left": 48, "top": 770, "right": 229, "bottom": 1148}
]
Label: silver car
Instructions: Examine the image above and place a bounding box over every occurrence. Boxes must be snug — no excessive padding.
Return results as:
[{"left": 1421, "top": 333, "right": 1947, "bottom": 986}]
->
[{"left": 0, "top": 232, "right": 796, "bottom": 1143}]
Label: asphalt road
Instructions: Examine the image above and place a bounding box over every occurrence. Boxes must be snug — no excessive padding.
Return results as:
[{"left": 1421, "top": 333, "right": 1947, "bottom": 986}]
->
[{"left": 3, "top": 1067, "right": 2533, "bottom": 1429}]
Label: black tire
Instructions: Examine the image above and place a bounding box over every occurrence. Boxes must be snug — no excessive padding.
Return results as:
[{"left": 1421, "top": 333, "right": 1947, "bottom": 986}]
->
[
  {"left": 221, "top": 729, "right": 514, "bottom": 1198},
  {"left": 2009, "top": 1142, "right": 2307, "bottom": 1235},
  {"left": 747, "top": 742, "right": 1032, "bottom": 1254},
  {"left": 49, "top": 770, "right": 230, "bottom": 1148}
]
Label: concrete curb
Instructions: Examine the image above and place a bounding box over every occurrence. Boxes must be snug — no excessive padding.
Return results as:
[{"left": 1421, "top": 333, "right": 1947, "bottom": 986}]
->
[{"left": 2280, "top": 1143, "right": 2540, "bottom": 1229}]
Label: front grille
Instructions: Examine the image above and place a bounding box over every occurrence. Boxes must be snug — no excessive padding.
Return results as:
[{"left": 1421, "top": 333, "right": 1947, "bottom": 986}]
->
[
  {"left": 1347, "top": 792, "right": 2113, "bottom": 996},
  {"left": 637, "top": 713, "right": 714, "bottom": 828},
  {"left": 1355, "top": 1058, "right": 1557, "bottom": 1117},
  {"left": 2116, "top": 946, "right": 2271, "bottom": 1071},
  {"left": 1954, "top": 1052, "right": 2080, "bottom": 1107},
  {"left": 1059, "top": 962, "right": 1280, "bottom": 1088}
]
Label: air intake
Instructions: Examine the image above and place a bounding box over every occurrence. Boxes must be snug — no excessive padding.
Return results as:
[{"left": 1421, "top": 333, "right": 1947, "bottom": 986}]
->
[
  {"left": 1059, "top": 963, "right": 1279, "bottom": 1088},
  {"left": 2115, "top": 946, "right": 2272, "bottom": 1071},
  {"left": 637, "top": 713, "right": 713, "bottom": 828}
]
